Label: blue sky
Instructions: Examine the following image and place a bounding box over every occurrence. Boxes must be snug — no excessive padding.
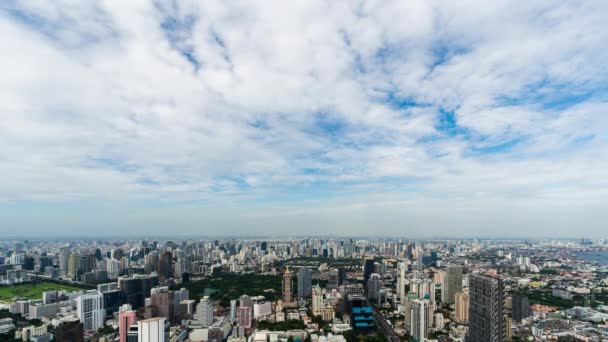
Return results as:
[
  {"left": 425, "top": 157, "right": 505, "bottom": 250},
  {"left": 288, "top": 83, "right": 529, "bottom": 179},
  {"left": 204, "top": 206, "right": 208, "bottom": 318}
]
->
[{"left": 1, "top": 1, "right": 607, "bottom": 237}]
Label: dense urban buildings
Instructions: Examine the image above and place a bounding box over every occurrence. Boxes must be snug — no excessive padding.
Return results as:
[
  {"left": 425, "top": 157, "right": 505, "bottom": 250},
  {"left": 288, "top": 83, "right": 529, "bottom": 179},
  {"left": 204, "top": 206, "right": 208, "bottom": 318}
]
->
[{"left": 1, "top": 237, "right": 608, "bottom": 341}]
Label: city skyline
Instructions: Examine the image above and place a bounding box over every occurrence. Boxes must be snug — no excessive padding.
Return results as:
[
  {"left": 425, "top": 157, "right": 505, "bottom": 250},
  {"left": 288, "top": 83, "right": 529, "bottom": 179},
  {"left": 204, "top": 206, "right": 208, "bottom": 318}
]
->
[{"left": 2, "top": 1, "right": 608, "bottom": 237}]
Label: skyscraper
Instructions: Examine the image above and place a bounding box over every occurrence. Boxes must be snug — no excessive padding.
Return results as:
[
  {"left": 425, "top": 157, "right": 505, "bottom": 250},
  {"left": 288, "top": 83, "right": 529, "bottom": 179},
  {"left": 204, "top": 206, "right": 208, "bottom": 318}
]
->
[
  {"left": 119, "top": 305, "right": 137, "bottom": 342},
  {"left": 236, "top": 306, "right": 252, "bottom": 328},
  {"left": 443, "top": 265, "right": 463, "bottom": 304},
  {"left": 283, "top": 267, "right": 294, "bottom": 303},
  {"left": 195, "top": 296, "right": 214, "bottom": 327},
  {"left": 367, "top": 273, "right": 380, "bottom": 301},
  {"left": 158, "top": 251, "right": 173, "bottom": 280},
  {"left": 59, "top": 246, "right": 70, "bottom": 274},
  {"left": 312, "top": 285, "right": 323, "bottom": 316},
  {"left": 411, "top": 299, "right": 430, "bottom": 342},
  {"left": 454, "top": 292, "right": 469, "bottom": 323},
  {"left": 76, "top": 291, "right": 105, "bottom": 331},
  {"left": 511, "top": 295, "right": 532, "bottom": 322},
  {"left": 327, "top": 269, "right": 339, "bottom": 289},
  {"left": 397, "top": 261, "right": 408, "bottom": 302},
  {"left": 297, "top": 267, "right": 312, "bottom": 298},
  {"left": 468, "top": 274, "right": 505, "bottom": 342},
  {"left": 363, "top": 258, "right": 375, "bottom": 282},
  {"left": 230, "top": 300, "right": 237, "bottom": 321}
]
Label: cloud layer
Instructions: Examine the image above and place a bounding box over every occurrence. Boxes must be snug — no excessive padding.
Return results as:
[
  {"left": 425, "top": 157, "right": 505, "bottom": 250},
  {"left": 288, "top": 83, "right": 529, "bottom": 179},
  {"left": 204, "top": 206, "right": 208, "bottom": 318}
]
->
[{"left": 1, "top": 0, "right": 607, "bottom": 237}]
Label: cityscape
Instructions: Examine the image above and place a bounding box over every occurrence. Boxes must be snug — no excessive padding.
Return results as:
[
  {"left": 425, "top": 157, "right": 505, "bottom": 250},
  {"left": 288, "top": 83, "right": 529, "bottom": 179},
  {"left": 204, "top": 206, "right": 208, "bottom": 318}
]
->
[
  {"left": 1, "top": 238, "right": 608, "bottom": 341},
  {"left": 2, "top": 1, "right": 608, "bottom": 342}
]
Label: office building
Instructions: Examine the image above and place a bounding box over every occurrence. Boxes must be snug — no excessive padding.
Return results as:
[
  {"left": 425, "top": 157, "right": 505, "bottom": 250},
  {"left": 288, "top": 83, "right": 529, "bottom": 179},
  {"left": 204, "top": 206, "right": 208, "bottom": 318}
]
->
[
  {"left": 119, "top": 274, "right": 159, "bottom": 309},
  {"left": 297, "top": 267, "right": 312, "bottom": 298},
  {"left": 363, "top": 258, "right": 375, "bottom": 282},
  {"left": 511, "top": 295, "right": 532, "bottom": 322},
  {"left": 367, "top": 273, "right": 380, "bottom": 301}
]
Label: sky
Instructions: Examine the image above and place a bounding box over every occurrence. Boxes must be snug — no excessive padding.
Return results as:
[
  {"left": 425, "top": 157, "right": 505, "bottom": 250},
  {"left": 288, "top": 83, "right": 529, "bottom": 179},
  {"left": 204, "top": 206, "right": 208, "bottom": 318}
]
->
[{"left": 1, "top": 1, "right": 607, "bottom": 238}]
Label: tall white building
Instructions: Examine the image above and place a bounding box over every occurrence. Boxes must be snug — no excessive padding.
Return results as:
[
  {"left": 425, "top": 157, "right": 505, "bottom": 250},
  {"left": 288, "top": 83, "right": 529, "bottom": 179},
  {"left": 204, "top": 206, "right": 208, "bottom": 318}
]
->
[
  {"left": 76, "top": 291, "right": 105, "bottom": 331},
  {"left": 397, "top": 261, "right": 408, "bottom": 302},
  {"left": 411, "top": 299, "right": 430, "bottom": 342},
  {"left": 138, "top": 317, "right": 167, "bottom": 342},
  {"left": 230, "top": 300, "right": 237, "bottom": 321},
  {"left": 195, "top": 296, "right": 214, "bottom": 327},
  {"left": 107, "top": 259, "right": 120, "bottom": 280}
]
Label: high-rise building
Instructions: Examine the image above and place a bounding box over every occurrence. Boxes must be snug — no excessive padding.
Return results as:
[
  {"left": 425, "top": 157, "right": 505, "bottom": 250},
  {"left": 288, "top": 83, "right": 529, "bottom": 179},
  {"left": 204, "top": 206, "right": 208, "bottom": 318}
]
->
[
  {"left": 511, "top": 295, "right": 532, "bottom": 322},
  {"left": 367, "top": 273, "right": 380, "bottom": 301},
  {"left": 411, "top": 299, "right": 430, "bottom": 342},
  {"left": 468, "top": 274, "right": 505, "bottom": 342},
  {"left": 282, "top": 267, "right": 294, "bottom": 303},
  {"left": 397, "top": 261, "right": 408, "bottom": 302},
  {"left": 147, "top": 287, "right": 176, "bottom": 323},
  {"left": 195, "top": 296, "right": 214, "bottom": 327},
  {"left": 312, "top": 285, "right": 323, "bottom": 316},
  {"left": 119, "top": 305, "right": 137, "bottom": 342},
  {"left": 363, "top": 258, "right": 375, "bottom": 282},
  {"left": 297, "top": 267, "right": 312, "bottom": 298},
  {"left": 443, "top": 265, "right": 462, "bottom": 304},
  {"left": 454, "top": 292, "right": 469, "bottom": 323},
  {"left": 59, "top": 247, "right": 70, "bottom": 274},
  {"left": 68, "top": 253, "right": 80, "bottom": 280},
  {"left": 230, "top": 300, "right": 237, "bottom": 321},
  {"left": 76, "top": 291, "right": 105, "bottom": 331},
  {"left": 119, "top": 274, "right": 159, "bottom": 309},
  {"left": 158, "top": 251, "right": 173, "bottom": 280},
  {"left": 327, "top": 269, "right": 339, "bottom": 290},
  {"left": 137, "top": 317, "right": 168, "bottom": 342},
  {"left": 55, "top": 320, "right": 84, "bottom": 342},
  {"left": 236, "top": 306, "right": 252, "bottom": 328}
]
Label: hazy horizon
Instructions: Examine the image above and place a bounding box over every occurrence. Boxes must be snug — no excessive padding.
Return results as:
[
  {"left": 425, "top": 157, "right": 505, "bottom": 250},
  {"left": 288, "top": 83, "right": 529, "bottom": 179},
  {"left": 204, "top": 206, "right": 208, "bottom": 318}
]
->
[{"left": 1, "top": 1, "right": 607, "bottom": 237}]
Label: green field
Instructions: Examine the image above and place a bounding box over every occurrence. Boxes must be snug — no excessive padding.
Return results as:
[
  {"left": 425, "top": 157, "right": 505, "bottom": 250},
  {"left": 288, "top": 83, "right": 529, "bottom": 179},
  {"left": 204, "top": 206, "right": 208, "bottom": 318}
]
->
[{"left": 0, "top": 282, "right": 87, "bottom": 303}]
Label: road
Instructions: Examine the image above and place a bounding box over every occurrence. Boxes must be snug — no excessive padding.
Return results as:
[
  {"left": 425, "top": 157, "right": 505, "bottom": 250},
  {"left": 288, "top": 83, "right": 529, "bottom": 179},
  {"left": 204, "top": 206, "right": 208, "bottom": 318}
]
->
[{"left": 372, "top": 310, "right": 400, "bottom": 342}]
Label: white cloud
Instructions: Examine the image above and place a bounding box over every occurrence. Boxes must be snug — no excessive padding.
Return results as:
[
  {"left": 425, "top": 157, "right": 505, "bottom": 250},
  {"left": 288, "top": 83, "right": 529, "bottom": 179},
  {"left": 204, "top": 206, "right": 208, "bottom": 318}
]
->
[{"left": 0, "top": 0, "right": 607, "bottom": 236}]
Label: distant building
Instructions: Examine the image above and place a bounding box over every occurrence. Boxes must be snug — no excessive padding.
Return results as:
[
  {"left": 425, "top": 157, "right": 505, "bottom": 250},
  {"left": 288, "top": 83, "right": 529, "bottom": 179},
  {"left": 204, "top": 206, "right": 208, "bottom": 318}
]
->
[
  {"left": 443, "top": 265, "right": 463, "bottom": 304},
  {"left": 283, "top": 267, "right": 294, "bottom": 303},
  {"left": 312, "top": 285, "right": 323, "bottom": 316},
  {"left": 367, "top": 273, "right": 380, "bottom": 301},
  {"left": 297, "top": 267, "right": 312, "bottom": 298},
  {"left": 512, "top": 295, "right": 532, "bottom": 322}
]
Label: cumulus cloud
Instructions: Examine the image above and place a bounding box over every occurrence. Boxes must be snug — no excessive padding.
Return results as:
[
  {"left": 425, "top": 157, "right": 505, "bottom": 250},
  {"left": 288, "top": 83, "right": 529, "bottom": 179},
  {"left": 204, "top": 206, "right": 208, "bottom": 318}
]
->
[{"left": 1, "top": 0, "right": 607, "bottom": 237}]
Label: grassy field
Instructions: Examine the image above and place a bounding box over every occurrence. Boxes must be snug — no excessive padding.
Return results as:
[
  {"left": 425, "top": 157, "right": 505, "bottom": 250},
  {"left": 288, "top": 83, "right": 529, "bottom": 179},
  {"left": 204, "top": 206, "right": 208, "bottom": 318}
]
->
[{"left": 0, "top": 282, "right": 86, "bottom": 303}]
